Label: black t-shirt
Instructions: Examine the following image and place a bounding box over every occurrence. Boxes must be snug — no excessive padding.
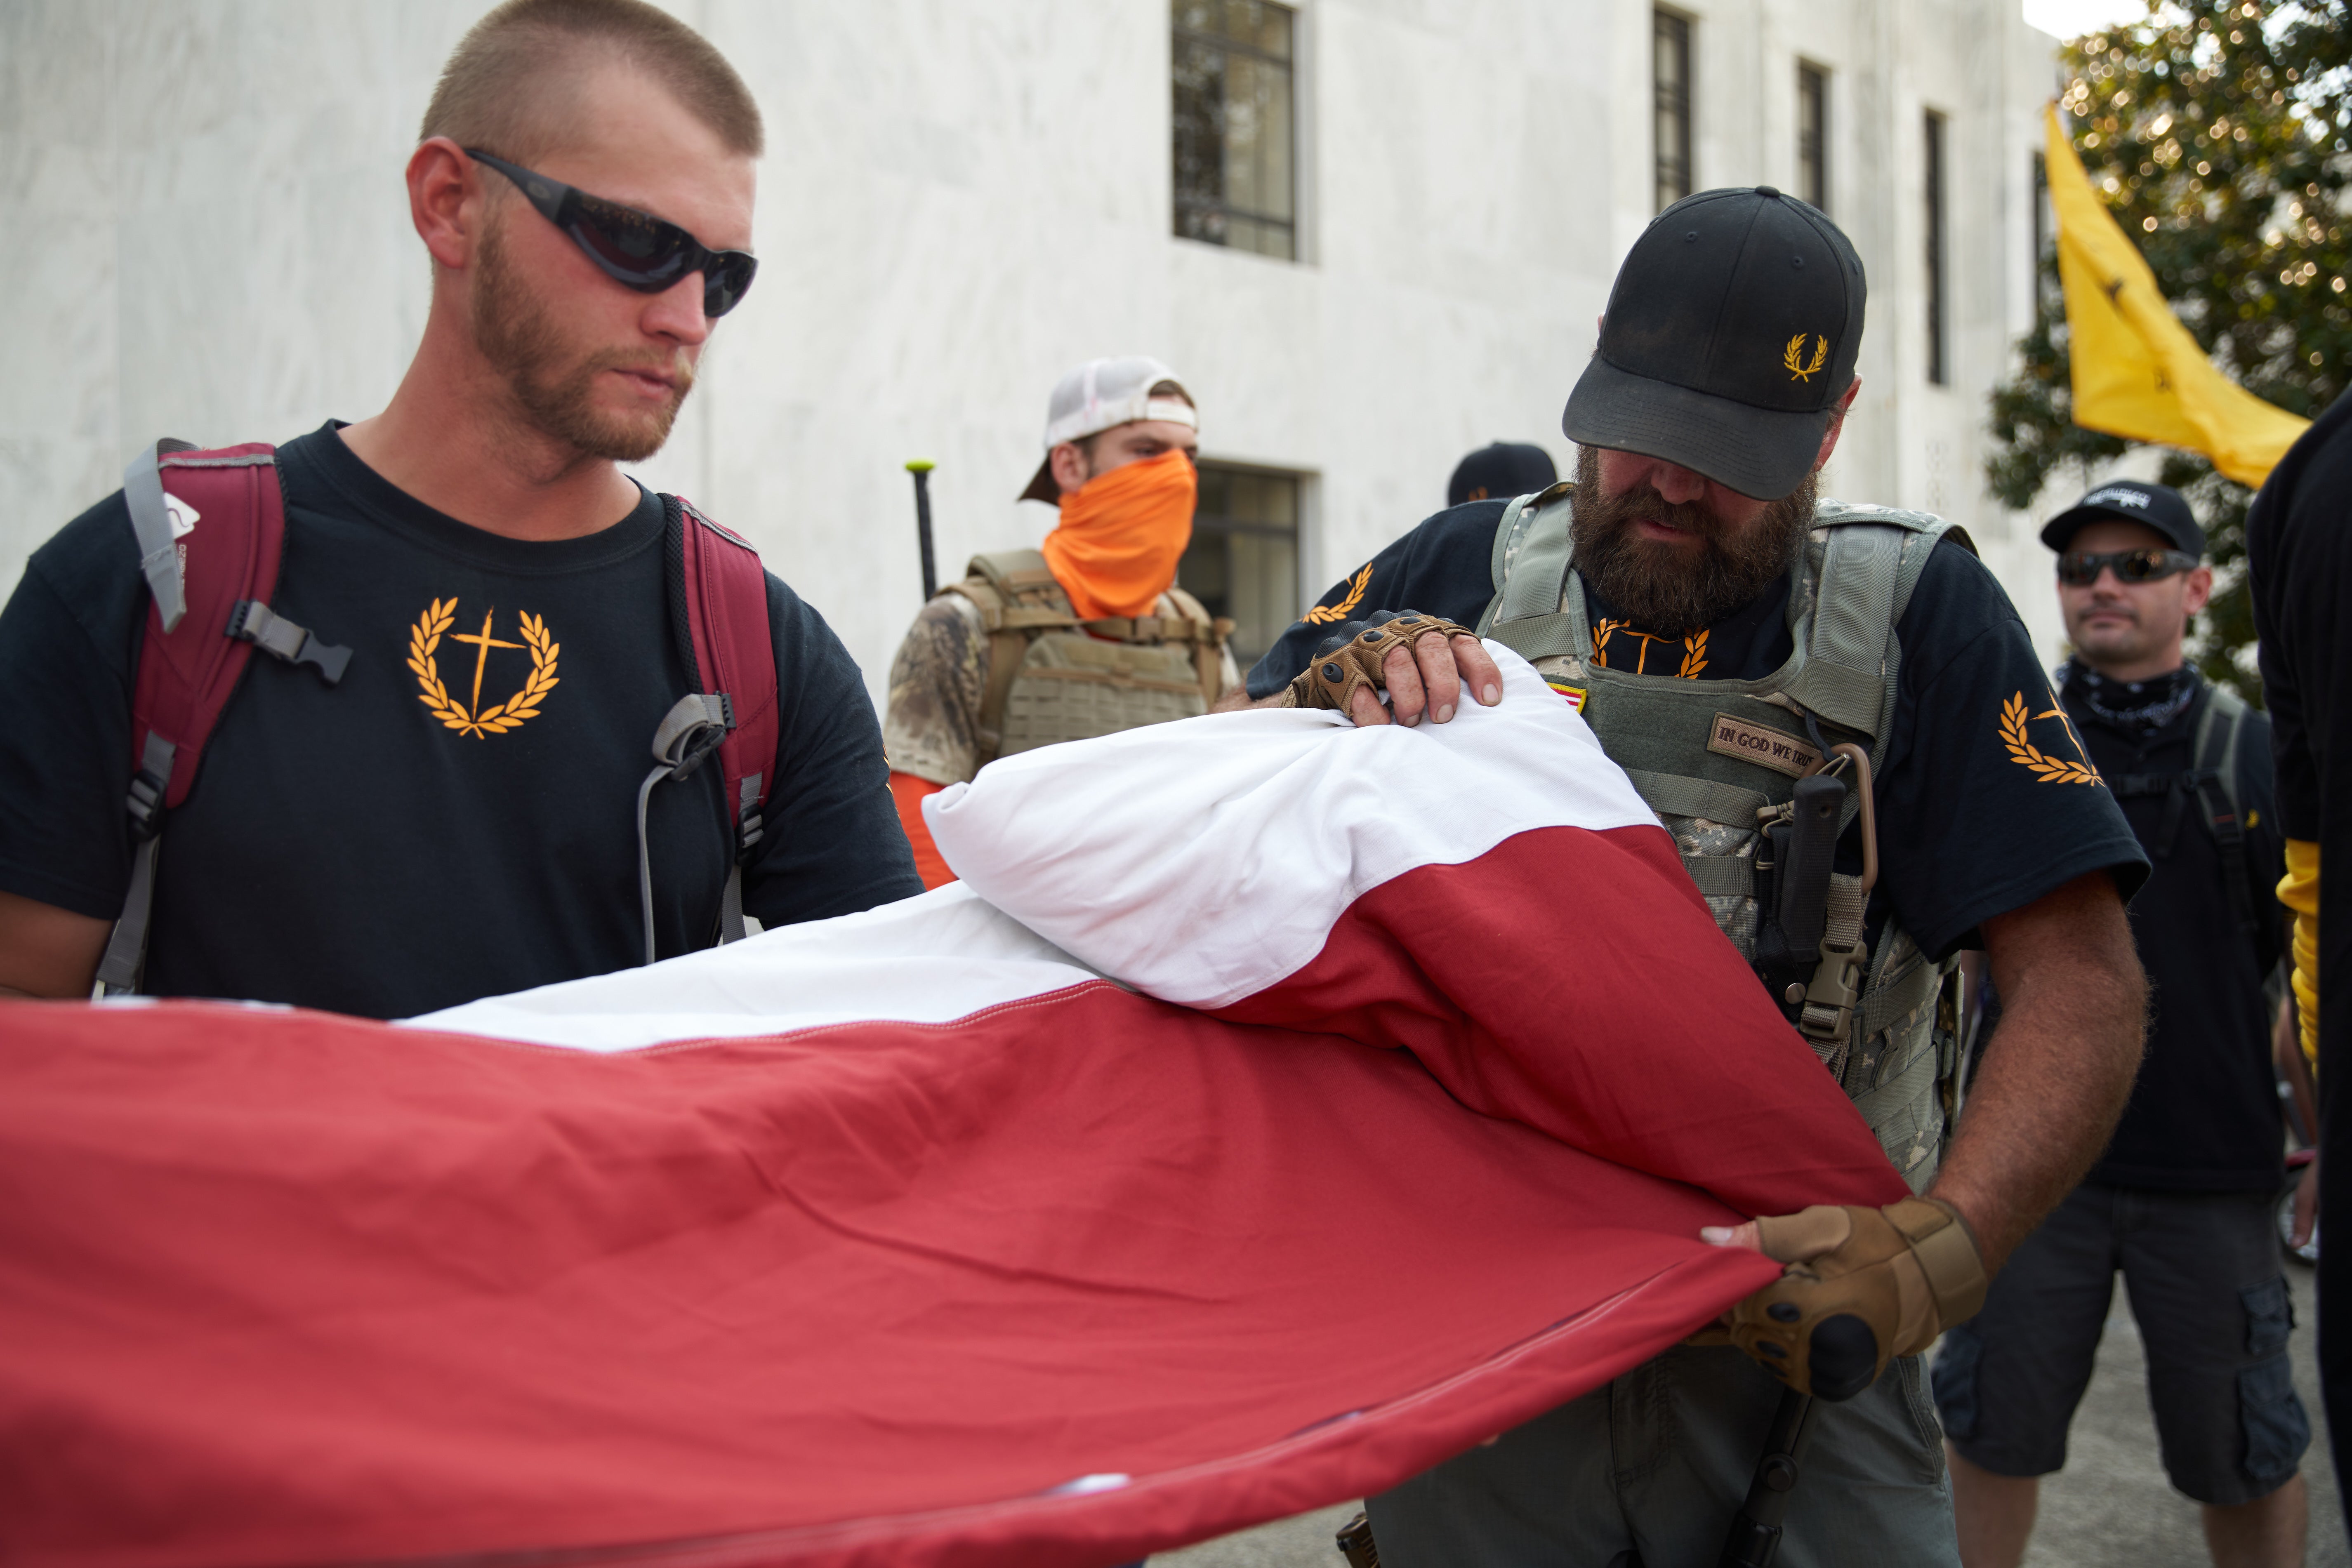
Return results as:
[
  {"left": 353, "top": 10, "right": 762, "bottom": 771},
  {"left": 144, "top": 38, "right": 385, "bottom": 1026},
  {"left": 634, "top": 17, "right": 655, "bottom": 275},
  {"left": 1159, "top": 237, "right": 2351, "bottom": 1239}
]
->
[
  {"left": 1250, "top": 502, "right": 2149, "bottom": 961},
  {"left": 2064, "top": 675, "right": 2284, "bottom": 1191},
  {"left": 2250, "top": 398, "right": 2351, "bottom": 1109},
  {"left": 0, "top": 424, "right": 921, "bottom": 1017}
]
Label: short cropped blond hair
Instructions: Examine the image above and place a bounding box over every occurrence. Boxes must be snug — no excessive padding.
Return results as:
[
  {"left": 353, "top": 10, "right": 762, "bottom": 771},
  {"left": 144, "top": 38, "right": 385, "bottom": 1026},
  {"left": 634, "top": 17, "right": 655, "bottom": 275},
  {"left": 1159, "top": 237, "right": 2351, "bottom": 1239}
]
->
[{"left": 421, "top": 0, "right": 763, "bottom": 164}]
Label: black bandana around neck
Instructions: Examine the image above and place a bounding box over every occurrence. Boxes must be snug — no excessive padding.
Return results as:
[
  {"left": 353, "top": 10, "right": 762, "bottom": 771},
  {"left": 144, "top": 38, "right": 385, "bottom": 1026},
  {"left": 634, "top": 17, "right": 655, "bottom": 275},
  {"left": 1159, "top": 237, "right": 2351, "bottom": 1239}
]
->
[{"left": 2060, "top": 656, "right": 2200, "bottom": 732}]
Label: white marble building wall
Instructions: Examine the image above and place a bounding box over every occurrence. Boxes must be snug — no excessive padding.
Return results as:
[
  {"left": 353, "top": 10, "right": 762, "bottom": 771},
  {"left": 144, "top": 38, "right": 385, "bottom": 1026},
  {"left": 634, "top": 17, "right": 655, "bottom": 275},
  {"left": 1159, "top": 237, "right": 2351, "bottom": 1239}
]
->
[{"left": 0, "top": 0, "right": 2070, "bottom": 702}]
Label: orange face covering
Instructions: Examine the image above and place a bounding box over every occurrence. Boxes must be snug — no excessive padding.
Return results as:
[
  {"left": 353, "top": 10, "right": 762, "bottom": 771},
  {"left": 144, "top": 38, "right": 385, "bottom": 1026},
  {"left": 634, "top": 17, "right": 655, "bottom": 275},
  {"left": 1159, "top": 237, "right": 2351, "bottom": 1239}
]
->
[{"left": 1040, "top": 447, "right": 1197, "bottom": 621}]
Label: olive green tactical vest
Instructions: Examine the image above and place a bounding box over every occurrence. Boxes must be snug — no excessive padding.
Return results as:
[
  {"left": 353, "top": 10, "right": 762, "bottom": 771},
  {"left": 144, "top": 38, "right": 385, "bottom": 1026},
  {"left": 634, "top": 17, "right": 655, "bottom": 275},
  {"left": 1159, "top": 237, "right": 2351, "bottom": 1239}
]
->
[
  {"left": 1477, "top": 485, "right": 1975, "bottom": 1189},
  {"left": 948, "top": 551, "right": 1234, "bottom": 767}
]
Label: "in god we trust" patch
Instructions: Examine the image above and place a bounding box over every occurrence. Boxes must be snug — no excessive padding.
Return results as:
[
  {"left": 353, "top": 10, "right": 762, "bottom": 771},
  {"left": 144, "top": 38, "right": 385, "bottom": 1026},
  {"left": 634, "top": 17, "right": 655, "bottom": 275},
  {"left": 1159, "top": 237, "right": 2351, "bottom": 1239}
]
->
[{"left": 1706, "top": 713, "right": 1822, "bottom": 779}]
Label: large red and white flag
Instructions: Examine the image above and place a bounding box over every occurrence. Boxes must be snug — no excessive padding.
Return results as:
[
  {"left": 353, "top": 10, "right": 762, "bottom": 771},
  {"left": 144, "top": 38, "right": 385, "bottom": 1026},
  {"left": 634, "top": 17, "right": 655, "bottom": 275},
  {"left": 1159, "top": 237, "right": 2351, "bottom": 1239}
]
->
[{"left": 0, "top": 647, "right": 1903, "bottom": 1568}]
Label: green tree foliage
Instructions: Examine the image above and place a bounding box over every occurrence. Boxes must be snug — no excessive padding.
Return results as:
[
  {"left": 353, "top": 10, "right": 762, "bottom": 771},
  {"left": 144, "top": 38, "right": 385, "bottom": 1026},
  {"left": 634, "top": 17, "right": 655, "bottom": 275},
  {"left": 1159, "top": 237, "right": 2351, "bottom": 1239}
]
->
[{"left": 1984, "top": 0, "right": 2349, "bottom": 698}]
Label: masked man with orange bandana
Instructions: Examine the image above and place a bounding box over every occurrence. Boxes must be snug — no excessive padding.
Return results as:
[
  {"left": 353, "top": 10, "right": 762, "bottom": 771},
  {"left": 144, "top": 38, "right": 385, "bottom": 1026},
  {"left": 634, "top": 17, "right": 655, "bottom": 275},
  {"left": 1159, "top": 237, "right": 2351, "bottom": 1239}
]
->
[{"left": 883, "top": 357, "right": 1239, "bottom": 887}]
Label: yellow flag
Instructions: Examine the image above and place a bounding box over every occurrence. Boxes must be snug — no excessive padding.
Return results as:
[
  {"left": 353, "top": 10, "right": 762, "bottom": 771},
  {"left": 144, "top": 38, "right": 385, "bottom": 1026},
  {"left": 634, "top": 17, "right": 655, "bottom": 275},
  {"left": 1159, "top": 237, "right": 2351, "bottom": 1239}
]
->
[{"left": 2047, "top": 105, "right": 2309, "bottom": 488}]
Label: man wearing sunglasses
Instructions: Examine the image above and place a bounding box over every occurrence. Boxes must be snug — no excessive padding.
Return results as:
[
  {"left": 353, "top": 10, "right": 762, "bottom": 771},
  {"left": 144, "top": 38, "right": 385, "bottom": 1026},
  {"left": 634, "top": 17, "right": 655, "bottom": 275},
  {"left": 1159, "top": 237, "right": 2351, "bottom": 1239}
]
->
[
  {"left": 0, "top": 0, "right": 921, "bottom": 1015},
  {"left": 1938, "top": 481, "right": 2309, "bottom": 1568}
]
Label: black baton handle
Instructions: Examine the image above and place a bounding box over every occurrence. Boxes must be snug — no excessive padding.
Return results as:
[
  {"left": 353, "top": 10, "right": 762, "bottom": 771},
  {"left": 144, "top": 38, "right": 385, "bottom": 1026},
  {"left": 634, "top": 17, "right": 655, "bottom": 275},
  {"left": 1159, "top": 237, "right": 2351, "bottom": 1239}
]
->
[
  {"left": 1717, "top": 1388, "right": 1819, "bottom": 1568},
  {"left": 906, "top": 460, "right": 937, "bottom": 601}
]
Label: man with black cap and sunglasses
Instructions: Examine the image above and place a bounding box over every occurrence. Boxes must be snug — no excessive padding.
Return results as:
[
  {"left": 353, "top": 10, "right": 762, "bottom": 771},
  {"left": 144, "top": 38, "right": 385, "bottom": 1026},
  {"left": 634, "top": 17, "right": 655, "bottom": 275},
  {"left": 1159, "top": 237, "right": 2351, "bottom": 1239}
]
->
[
  {"left": 1240, "top": 188, "right": 2149, "bottom": 1563},
  {"left": 1933, "top": 482, "right": 2307, "bottom": 1568},
  {"left": 0, "top": 0, "right": 920, "bottom": 1014}
]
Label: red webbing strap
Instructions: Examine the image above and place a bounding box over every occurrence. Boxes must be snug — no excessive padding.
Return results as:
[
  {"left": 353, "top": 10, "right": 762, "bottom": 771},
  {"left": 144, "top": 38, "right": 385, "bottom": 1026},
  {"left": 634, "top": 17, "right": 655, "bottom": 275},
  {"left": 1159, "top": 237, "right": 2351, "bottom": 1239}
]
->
[
  {"left": 130, "top": 445, "right": 283, "bottom": 812},
  {"left": 99, "top": 443, "right": 282, "bottom": 994},
  {"left": 675, "top": 499, "right": 778, "bottom": 853}
]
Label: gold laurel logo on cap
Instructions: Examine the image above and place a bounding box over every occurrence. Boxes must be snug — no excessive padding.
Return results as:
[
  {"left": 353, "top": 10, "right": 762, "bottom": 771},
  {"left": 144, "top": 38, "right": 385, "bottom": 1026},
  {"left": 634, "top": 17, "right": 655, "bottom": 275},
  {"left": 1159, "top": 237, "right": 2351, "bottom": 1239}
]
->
[{"left": 1783, "top": 333, "right": 1829, "bottom": 382}]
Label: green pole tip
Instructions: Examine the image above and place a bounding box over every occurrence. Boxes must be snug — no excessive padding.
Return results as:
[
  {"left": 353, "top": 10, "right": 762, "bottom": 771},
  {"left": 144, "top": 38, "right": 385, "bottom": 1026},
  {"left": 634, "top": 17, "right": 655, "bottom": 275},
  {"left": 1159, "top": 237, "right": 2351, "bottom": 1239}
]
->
[{"left": 905, "top": 459, "right": 936, "bottom": 473}]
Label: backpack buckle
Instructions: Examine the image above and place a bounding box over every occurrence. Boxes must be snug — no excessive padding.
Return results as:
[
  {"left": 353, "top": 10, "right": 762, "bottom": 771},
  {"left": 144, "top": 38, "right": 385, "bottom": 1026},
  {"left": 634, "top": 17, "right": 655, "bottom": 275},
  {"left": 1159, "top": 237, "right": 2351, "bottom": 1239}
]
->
[
  {"left": 650, "top": 692, "right": 733, "bottom": 781},
  {"left": 735, "top": 772, "right": 766, "bottom": 862},
  {"left": 123, "top": 733, "right": 177, "bottom": 841},
  {"left": 228, "top": 600, "right": 351, "bottom": 684}
]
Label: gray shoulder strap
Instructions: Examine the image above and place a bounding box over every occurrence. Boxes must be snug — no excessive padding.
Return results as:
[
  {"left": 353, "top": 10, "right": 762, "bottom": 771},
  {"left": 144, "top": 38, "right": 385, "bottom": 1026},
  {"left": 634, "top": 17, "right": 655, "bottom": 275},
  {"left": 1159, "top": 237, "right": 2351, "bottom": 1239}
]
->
[
  {"left": 2193, "top": 680, "right": 2249, "bottom": 814},
  {"left": 123, "top": 438, "right": 198, "bottom": 633},
  {"left": 1480, "top": 484, "right": 1575, "bottom": 635},
  {"left": 1783, "top": 513, "right": 1968, "bottom": 738}
]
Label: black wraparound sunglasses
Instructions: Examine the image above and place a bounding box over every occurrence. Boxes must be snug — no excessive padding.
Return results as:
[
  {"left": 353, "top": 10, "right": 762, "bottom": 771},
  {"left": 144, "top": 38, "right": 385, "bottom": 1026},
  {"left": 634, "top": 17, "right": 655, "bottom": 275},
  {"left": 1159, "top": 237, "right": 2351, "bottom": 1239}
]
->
[
  {"left": 467, "top": 149, "right": 758, "bottom": 319},
  {"left": 2057, "top": 547, "right": 2199, "bottom": 587}
]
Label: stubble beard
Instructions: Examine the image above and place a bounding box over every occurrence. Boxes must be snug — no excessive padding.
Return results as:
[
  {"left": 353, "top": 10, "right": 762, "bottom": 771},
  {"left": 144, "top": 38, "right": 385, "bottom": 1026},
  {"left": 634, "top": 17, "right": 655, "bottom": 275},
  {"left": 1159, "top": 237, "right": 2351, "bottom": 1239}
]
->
[
  {"left": 1568, "top": 445, "right": 1819, "bottom": 636},
  {"left": 471, "top": 215, "right": 696, "bottom": 465},
  {"left": 2068, "top": 600, "right": 2158, "bottom": 670}
]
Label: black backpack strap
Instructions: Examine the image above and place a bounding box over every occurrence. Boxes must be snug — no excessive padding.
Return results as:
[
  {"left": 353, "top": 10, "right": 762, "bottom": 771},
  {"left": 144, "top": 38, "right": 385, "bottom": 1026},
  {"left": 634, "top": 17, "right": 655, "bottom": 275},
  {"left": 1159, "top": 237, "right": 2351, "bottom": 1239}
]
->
[{"left": 2186, "top": 683, "right": 2258, "bottom": 944}]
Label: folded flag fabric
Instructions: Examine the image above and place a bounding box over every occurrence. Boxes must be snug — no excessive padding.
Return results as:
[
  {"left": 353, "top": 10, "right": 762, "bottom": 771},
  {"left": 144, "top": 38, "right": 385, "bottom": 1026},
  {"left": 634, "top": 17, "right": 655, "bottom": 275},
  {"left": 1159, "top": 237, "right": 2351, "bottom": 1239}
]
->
[{"left": 0, "top": 646, "right": 1904, "bottom": 1568}]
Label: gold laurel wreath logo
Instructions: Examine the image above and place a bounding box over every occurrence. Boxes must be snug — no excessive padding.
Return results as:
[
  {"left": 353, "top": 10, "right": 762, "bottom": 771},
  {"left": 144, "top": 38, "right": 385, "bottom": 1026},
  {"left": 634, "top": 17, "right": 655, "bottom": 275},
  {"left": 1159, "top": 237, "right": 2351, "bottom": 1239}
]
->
[
  {"left": 1783, "top": 332, "right": 1829, "bottom": 382},
  {"left": 407, "top": 598, "right": 560, "bottom": 738},
  {"left": 1303, "top": 562, "right": 1375, "bottom": 625},
  {"left": 1678, "top": 629, "right": 1710, "bottom": 679},
  {"left": 1591, "top": 617, "right": 1628, "bottom": 668},
  {"left": 1998, "top": 691, "right": 2102, "bottom": 785}
]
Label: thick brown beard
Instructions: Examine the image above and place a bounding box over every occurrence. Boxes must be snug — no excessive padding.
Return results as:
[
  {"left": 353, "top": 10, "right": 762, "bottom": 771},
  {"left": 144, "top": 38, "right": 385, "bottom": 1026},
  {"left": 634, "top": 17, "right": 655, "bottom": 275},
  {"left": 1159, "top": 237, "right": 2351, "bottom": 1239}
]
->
[
  {"left": 471, "top": 214, "right": 696, "bottom": 464},
  {"left": 1568, "top": 446, "right": 1818, "bottom": 636}
]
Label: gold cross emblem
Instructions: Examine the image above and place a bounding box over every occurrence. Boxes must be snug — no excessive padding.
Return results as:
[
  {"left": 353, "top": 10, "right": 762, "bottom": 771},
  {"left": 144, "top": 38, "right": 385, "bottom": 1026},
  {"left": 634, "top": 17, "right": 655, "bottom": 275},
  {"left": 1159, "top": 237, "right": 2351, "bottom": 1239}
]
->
[
  {"left": 407, "top": 598, "right": 561, "bottom": 737},
  {"left": 450, "top": 609, "right": 524, "bottom": 716}
]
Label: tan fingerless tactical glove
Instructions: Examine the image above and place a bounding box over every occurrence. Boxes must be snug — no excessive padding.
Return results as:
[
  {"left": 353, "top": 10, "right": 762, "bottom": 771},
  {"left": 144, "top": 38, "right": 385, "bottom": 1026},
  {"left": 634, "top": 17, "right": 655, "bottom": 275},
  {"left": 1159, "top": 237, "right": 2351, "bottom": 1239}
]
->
[
  {"left": 1726, "top": 1196, "right": 1988, "bottom": 1401},
  {"left": 1286, "top": 612, "right": 1479, "bottom": 713}
]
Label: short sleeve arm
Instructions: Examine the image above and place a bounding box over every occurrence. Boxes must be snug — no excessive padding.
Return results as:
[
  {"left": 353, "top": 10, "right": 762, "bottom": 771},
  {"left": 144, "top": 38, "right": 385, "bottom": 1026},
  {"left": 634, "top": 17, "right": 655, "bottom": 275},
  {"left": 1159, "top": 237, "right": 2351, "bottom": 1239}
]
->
[
  {"left": 0, "top": 496, "right": 146, "bottom": 919},
  {"left": 740, "top": 576, "right": 923, "bottom": 926},
  {"left": 1246, "top": 501, "right": 1508, "bottom": 697},
  {"left": 1868, "top": 543, "right": 2148, "bottom": 960},
  {"left": 881, "top": 594, "right": 989, "bottom": 786}
]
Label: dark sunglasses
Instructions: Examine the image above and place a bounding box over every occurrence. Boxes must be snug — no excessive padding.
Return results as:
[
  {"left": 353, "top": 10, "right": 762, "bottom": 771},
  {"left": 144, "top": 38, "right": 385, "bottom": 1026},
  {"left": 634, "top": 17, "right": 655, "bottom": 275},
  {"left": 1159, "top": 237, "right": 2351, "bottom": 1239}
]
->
[
  {"left": 2057, "top": 547, "right": 2199, "bottom": 587},
  {"left": 467, "top": 149, "right": 758, "bottom": 319}
]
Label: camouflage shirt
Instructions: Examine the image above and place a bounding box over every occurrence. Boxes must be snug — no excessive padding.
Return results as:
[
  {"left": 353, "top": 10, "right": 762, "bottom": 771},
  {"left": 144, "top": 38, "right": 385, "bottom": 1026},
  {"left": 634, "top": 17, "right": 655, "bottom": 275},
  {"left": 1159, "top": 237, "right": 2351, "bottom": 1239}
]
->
[{"left": 884, "top": 589, "right": 1242, "bottom": 785}]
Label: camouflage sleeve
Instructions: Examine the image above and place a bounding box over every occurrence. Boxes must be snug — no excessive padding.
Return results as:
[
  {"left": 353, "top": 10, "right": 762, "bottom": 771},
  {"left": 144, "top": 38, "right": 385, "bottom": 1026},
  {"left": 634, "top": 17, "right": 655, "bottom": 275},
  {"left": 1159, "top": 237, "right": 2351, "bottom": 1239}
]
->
[{"left": 881, "top": 594, "right": 990, "bottom": 786}]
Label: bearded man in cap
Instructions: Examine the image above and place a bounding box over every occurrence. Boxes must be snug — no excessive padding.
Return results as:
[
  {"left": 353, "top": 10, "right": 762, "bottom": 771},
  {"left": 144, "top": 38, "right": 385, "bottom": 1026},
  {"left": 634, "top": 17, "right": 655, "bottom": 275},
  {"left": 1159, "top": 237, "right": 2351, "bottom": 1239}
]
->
[
  {"left": 1237, "top": 188, "right": 2151, "bottom": 1564},
  {"left": 883, "top": 357, "right": 1239, "bottom": 886}
]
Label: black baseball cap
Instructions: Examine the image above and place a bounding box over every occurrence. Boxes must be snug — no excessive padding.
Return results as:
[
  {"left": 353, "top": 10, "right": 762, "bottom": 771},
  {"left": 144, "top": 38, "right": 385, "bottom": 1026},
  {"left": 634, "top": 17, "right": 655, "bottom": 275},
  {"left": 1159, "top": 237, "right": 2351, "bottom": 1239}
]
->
[
  {"left": 1447, "top": 442, "right": 1559, "bottom": 506},
  {"left": 1563, "top": 187, "right": 1867, "bottom": 501},
  {"left": 2039, "top": 480, "right": 2205, "bottom": 558}
]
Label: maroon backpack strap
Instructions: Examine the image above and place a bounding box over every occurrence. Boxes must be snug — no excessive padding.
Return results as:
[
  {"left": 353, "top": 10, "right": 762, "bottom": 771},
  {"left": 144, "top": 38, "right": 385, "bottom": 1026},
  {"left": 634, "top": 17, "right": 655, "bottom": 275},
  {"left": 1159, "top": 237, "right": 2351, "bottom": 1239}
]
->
[
  {"left": 676, "top": 497, "right": 778, "bottom": 944},
  {"left": 96, "top": 440, "right": 350, "bottom": 994},
  {"left": 628, "top": 496, "right": 778, "bottom": 963}
]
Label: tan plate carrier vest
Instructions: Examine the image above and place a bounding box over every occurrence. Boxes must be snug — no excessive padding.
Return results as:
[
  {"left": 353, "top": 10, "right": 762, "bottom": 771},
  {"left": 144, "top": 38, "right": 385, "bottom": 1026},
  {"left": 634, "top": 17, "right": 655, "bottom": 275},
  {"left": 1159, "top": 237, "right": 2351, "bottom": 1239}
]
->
[
  {"left": 1478, "top": 486, "right": 1974, "bottom": 1189},
  {"left": 947, "top": 550, "right": 1235, "bottom": 767}
]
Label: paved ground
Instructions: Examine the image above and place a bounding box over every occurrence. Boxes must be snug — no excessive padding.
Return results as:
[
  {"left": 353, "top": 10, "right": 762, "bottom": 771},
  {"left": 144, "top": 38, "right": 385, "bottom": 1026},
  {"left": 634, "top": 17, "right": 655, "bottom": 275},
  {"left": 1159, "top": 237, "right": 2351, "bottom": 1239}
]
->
[{"left": 1158, "top": 1262, "right": 2343, "bottom": 1568}]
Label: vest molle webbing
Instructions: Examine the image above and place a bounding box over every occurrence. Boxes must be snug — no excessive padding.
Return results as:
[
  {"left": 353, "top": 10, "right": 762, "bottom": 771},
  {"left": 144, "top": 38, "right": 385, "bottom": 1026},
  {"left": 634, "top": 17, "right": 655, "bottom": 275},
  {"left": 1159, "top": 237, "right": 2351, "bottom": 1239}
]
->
[
  {"left": 1479, "top": 485, "right": 1973, "bottom": 1189},
  {"left": 949, "top": 550, "right": 1233, "bottom": 767}
]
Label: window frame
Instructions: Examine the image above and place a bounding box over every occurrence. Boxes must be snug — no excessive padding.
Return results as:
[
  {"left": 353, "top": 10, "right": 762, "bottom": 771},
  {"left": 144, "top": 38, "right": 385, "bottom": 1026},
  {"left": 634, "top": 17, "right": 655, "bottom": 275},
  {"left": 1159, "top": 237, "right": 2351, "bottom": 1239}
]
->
[
  {"left": 1654, "top": 9, "right": 1694, "bottom": 214},
  {"left": 1924, "top": 107, "right": 1949, "bottom": 387},
  {"left": 1171, "top": 1, "right": 1300, "bottom": 261},
  {"left": 1180, "top": 459, "right": 1306, "bottom": 669},
  {"left": 1796, "top": 62, "right": 1828, "bottom": 214}
]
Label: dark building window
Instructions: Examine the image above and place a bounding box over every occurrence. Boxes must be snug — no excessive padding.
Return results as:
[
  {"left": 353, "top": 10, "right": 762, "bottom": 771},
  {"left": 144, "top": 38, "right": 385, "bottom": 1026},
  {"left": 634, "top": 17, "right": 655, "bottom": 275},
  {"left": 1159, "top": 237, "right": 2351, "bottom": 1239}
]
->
[
  {"left": 1180, "top": 464, "right": 1300, "bottom": 668},
  {"left": 1796, "top": 64, "right": 1828, "bottom": 213},
  {"left": 2032, "top": 151, "right": 2050, "bottom": 266},
  {"left": 1654, "top": 11, "right": 1693, "bottom": 212},
  {"left": 1173, "top": 1, "right": 1296, "bottom": 261},
  {"left": 1925, "top": 109, "right": 1948, "bottom": 386}
]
